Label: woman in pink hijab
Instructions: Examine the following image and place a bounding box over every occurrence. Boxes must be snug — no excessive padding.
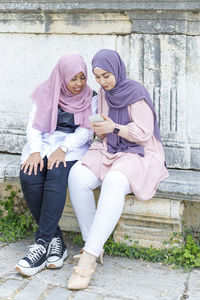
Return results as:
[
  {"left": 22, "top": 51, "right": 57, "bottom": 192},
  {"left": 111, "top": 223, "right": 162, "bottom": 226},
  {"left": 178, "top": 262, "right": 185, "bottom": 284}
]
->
[{"left": 15, "top": 54, "right": 97, "bottom": 277}]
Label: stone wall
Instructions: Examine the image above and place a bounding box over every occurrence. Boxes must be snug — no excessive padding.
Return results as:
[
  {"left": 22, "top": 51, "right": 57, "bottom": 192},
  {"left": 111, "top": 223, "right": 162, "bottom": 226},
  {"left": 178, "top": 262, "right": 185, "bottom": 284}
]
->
[{"left": 0, "top": 0, "right": 200, "bottom": 169}]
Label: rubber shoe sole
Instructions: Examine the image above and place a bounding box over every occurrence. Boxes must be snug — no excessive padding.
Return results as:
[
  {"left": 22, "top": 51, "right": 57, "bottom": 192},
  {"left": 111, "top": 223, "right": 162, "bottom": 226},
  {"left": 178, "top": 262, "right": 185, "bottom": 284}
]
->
[
  {"left": 15, "top": 261, "right": 46, "bottom": 276},
  {"left": 46, "top": 249, "right": 68, "bottom": 269}
]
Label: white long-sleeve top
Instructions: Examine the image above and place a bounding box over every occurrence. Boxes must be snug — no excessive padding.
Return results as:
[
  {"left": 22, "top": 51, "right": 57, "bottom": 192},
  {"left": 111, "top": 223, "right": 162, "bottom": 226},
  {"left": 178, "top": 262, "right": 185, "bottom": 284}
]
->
[{"left": 21, "top": 95, "right": 98, "bottom": 163}]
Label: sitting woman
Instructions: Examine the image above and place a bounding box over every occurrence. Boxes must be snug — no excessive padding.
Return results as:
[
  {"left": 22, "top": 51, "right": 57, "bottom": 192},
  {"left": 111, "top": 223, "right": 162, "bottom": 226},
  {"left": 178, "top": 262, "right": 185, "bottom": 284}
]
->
[
  {"left": 15, "top": 54, "right": 97, "bottom": 277},
  {"left": 67, "top": 49, "right": 169, "bottom": 289}
]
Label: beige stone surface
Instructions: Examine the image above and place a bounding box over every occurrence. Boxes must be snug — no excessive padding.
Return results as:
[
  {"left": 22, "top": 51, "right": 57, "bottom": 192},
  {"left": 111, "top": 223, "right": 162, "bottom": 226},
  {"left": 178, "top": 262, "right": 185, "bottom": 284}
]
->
[
  {"left": 113, "top": 196, "right": 184, "bottom": 249},
  {"left": 59, "top": 191, "right": 80, "bottom": 232},
  {"left": 183, "top": 201, "right": 200, "bottom": 232},
  {"left": 0, "top": 12, "right": 131, "bottom": 34},
  {"left": 0, "top": 181, "right": 26, "bottom": 216}
]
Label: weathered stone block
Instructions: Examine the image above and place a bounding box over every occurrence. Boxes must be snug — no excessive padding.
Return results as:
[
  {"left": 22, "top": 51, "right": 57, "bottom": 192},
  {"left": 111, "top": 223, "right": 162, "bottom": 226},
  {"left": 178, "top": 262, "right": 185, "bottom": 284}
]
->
[
  {"left": 126, "top": 33, "right": 200, "bottom": 169},
  {"left": 0, "top": 12, "right": 131, "bottom": 34},
  {"left": 59, "top": 191, "right": 80, "bottom": 232},
  {"left": 0, "top": 154, "right": 21, "bottom": 181},
  {"left": 113, "top": 195, "right": 184, "bottom": 249},
  {"left": 157, "top": 169, "right": 200, "bottom": 201}
]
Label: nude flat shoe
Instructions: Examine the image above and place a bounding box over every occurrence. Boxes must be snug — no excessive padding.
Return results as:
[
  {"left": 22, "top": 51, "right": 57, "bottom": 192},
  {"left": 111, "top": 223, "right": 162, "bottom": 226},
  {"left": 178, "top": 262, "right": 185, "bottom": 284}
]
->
[
  {"left": 97, "top": 249, "right": 104, "bottom": 265},
  {"left": 67, "top": 262, "right": 97, "bottom": 290},
  {"left": 73, "top": 249, "right": 104, "bottom": 265},
  {"left": 73, "top": 248, "right": 84, "bottom": 260}
]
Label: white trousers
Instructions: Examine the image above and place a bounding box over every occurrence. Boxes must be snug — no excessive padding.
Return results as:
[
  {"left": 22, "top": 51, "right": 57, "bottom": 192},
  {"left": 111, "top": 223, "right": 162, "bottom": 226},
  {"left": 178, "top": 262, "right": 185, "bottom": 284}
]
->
[{"left": 68, "top": 161, "right": 131, "bottom": 257}]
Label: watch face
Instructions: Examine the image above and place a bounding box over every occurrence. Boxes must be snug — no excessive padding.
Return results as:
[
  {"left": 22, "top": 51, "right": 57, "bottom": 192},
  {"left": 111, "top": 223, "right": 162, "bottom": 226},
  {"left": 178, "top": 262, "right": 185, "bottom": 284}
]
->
[{"left": 113, "top": 127, "right": 120, "bottom": 134}]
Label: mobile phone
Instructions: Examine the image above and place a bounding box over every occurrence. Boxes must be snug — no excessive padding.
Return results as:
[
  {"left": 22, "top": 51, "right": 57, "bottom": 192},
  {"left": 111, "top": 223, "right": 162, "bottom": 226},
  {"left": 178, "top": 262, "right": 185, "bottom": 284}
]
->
[{"left": 89, "top": 114, "right": 104, "bottom": 122}]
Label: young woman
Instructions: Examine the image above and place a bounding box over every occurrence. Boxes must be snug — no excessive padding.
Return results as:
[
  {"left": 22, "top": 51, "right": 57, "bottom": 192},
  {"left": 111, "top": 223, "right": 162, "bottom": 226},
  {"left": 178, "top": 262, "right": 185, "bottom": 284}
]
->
[
  {"left": 67, "top": 49, "right": 169, "bottom": 289},
  {"left": 15, "top": 54, "right": 97, "bottom": 277}
]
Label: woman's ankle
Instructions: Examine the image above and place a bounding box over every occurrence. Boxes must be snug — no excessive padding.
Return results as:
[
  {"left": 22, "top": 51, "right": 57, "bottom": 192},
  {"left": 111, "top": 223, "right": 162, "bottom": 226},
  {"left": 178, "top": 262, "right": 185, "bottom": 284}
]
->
[{"left": 77, "top": 251, "right": 97, "bottom": 270}]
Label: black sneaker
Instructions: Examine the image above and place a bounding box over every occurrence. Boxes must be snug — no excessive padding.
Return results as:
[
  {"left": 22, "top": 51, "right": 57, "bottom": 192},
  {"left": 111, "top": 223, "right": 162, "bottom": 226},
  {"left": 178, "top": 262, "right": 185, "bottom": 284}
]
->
[
  {"left": 46, "top": 236, "right": 67, "bottom": 269},
  {"left": 15, "top": 238, "right": 48, "bottom": 276}
]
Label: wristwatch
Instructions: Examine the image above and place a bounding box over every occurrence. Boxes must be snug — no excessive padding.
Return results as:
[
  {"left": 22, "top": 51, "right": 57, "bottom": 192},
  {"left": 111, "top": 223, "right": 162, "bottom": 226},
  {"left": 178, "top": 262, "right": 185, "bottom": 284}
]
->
[{"left": 113, "top": 125, "right": 120, "bottom": 135}]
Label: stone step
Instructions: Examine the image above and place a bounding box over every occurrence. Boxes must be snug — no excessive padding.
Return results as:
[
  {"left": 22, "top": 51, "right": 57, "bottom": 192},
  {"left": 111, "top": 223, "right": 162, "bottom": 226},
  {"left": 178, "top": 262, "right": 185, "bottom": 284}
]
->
[{"left": 1, "top": 153, "right": 199, "bottom": 200}]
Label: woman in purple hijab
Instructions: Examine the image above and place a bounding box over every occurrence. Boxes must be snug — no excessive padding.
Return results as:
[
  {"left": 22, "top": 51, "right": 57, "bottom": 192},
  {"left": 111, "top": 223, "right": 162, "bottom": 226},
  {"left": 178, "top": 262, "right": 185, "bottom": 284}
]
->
[
  {"left": 15, "top": 54, "right": 98, "bottom": 277},
  {"left": 67, "top": 49, "right": 168, "bottom": 290}
]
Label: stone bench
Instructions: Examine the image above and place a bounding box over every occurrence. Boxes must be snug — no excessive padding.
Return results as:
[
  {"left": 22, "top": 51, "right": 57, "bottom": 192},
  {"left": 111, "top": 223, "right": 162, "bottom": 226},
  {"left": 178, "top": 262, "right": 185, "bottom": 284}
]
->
[{"left": 1, "top": 153, "right": 200, "bottom": 249}]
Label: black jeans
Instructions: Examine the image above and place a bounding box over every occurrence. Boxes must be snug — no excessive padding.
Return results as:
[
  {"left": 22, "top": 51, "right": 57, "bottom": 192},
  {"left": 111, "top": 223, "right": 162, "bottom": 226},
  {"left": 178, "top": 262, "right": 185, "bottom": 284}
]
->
[{"left": 20, "top": 156, "right": 77, "bottom": 242}]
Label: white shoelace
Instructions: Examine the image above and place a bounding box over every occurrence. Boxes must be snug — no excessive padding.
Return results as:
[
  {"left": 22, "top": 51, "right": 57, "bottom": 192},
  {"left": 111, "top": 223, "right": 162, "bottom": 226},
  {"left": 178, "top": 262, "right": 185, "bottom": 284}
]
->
[
  {"left": 49, "top": 237, "right": 61, "bottom": 255},
  {"left": 26, "top": 244, "right": 46, "bottom": 262}
]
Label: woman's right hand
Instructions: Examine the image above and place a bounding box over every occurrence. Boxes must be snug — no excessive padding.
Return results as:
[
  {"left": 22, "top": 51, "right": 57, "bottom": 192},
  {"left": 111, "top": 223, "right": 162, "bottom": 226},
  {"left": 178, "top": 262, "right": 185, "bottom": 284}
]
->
[
  {"left": 91, "top": 123, "right": 106, "bottom": 140},
  {"left": 21, "top": 152, "right": 44, "bottom": 176}
]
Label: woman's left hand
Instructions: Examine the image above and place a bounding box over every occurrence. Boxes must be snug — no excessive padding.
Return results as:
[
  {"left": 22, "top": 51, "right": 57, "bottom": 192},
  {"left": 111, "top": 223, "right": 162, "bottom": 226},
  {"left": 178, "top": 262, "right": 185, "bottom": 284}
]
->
[
  {"left": 92, "top": 114, "right": 115, "bottom": 135},
  {"left": 47, "top": 147, "right": 66, "bottom": 170}
]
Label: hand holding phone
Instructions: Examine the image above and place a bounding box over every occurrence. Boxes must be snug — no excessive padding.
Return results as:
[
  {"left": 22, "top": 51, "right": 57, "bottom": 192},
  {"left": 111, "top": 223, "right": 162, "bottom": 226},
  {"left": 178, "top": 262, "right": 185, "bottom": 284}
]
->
[{"left": 89, "top": 114, "right": 104, "bottom": 123}]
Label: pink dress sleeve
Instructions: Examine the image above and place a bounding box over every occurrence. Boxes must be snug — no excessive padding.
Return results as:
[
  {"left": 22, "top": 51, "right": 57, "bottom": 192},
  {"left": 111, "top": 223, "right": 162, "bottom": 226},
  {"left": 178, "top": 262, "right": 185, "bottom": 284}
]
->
[
  {"left": 98, "top": 90, "right": 155, "bottom": 144},
  {"left": 125, "top": 99, "right": 154, "bottom": 143}
]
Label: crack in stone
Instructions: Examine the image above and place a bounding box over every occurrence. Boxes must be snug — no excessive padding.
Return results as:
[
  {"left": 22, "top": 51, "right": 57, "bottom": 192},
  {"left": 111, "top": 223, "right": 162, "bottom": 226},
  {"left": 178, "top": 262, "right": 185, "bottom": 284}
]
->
[
  {"left": 0, "top": 242, "right": 9, "bottom": 249},
  {"left": 181, "top": 273, "right": 190, "bottom": 299}
]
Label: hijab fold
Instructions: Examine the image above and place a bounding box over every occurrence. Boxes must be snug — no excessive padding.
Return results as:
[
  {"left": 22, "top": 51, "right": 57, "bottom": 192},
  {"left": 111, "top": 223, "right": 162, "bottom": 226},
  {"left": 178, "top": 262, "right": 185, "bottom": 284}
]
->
[
  {"left": 31, "top": 54, "right": 93, "bottom": 133},
  {"left": 92, "top": 49, "right": 161, "bottom": 156}
]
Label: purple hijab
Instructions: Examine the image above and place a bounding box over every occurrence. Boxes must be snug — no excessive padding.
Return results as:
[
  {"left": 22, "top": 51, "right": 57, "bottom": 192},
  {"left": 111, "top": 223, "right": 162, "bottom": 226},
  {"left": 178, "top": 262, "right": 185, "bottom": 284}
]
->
[{"left": 92, "top": 49, "right": 161, "bottom": 156}]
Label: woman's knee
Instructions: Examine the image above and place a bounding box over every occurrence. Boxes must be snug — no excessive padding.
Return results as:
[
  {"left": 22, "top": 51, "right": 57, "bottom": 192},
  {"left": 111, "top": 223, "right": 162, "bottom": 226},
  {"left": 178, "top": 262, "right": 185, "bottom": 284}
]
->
[
  {"left": 20, "top": 169, "right": 38, "bottom": 185},
  {"left": 69, "top": 161, "right": 88, "bottom": 188},
  {"left": 47, "top": 164, "right": 68, "bottom": 182},
  {"left": 102, "top": 170, "right": 130, "bottom": 194},
  {"left": 68, "top": 161, "right": 100, "bottom": 191},
  {"left": 104, "top": 170, "right": 126, "bottom": 184}
]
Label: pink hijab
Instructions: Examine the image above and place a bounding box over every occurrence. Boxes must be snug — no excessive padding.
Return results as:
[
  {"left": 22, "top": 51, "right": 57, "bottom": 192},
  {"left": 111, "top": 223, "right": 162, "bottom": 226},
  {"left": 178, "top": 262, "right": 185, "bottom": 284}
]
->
[{"left": 31, "top": 54, "right": 93, "bottom": 133}]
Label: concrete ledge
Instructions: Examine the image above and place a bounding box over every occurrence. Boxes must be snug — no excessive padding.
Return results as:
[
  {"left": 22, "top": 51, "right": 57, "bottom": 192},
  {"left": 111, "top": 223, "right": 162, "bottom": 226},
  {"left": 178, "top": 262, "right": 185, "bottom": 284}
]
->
[
  {"left": 1, "top": 153, "right": 199, "bottom": 199},
  {"left": 156, "top": 169, "right": 200, "bottom": 201},
  {"left": 0, "top": 153, "right": 199, "bottom": 248},
  {"left": 0, "top": 1, "right": 200, "bottom": 12}
]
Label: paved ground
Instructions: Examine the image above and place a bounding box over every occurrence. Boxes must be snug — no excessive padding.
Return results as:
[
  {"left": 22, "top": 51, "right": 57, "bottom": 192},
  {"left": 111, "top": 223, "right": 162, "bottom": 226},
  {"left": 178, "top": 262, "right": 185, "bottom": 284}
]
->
[{"left": 0, "top": 234, "right": 200, "bottom": 300}]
